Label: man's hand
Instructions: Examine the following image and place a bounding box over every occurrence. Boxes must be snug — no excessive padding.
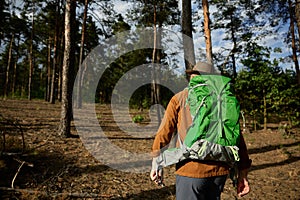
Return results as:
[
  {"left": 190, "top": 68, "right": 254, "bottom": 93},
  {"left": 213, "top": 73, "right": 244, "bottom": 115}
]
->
[
  {"left": 150, "top": 168, "right": 164, "bottom": 185},
  {"left": 237, "top": 169, "right": 250, "bottom": 197},
  {"left": 150, "top": 157, "right": 164, "bottom": 186}
]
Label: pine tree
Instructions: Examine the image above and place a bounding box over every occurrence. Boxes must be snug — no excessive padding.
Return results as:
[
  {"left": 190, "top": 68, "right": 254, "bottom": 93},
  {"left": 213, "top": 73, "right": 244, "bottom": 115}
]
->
[
  {"left": 202, "top": 0, "right": 213, "bottom": 65},
  {"left": 182, "top": 0, "right": 195, "bottom": 70},
  {"left": 60, "top": 0, "right": 77, "bottom": 138}
]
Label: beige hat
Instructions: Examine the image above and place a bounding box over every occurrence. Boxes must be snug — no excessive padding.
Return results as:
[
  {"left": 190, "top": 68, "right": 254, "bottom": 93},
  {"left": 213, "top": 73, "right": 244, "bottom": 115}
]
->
[{"left": 185, "top": 61, "right": 215, "bottom": 75}]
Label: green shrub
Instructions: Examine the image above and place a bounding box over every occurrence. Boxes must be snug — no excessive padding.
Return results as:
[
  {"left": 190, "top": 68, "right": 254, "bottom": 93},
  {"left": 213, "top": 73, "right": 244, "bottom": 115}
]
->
[{"left": 132, "top": 115, "right": 144, "bottom": 123}]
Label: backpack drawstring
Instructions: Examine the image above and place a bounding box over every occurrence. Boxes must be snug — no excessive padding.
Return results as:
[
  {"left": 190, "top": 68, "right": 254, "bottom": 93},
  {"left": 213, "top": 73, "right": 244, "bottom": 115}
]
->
[{"left": 241, "top": 111, "right": 246, "bottom": 132}]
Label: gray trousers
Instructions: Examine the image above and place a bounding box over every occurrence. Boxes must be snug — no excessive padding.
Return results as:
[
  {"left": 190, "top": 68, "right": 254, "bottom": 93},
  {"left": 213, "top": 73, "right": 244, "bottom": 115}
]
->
[{"left": 176, "top": 175, "right": 227, "bottom": 200}]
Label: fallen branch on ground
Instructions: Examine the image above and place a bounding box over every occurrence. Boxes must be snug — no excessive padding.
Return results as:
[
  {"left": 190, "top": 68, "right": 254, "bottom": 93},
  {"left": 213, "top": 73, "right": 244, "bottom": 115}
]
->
[{"left": 11, "top": 158, "right": 34, "bottom": 189}]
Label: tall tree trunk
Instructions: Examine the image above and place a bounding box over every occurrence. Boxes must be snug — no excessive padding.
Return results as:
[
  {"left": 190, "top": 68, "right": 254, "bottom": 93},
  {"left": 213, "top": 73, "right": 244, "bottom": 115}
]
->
[
  {"left": 4, "top": 35, "right": 14, "bottom": 98},
  {"left": 76, "top": 0, "right": 88, "bottom": 109},
  {"left": 50, "top": 34, "right": 57, "bottom": 104},
  {"left": 289, "top": 0, "right": 300, "bottom": 84},
  {"left": 28, "top": 10, "right": 35, "bottom": 100},
  {"left": 151, "top": 3, "right": 162, "bottom": 125},
  {"left": 156, "top": 25, "right": 163, "bottom": 124},
  {"left": 263, "top": 88, "right": 267, "bottom": 131},
  {"left": 202, "top": 0, "right": 213, "bottom": 65},
  {"left": 58, "top": 64, "right": 62, "bottom": 102},
  {"left": 296, "top": 0, "right": 300, "bottom": 39},
  {"left": 182, "top": 0, "right": 195, "bottom": 71},
  {"left": 46, "top": 37, "right": 52, "bottom": 101},
  {"left": 58, "top": 36, "right": 65, "bottom": 102},
  {"left": 12, "top": 36, "right": 20, "bottom": 96},
  {"left": 50, "top": 0, "right": 60, "bottom": 104},
  {"left": 12, "top": 61, "right": 17, "bottom": 95},
  {"left": 151, "top": 3, "right": 156, "bottom": 103},
  {"left": 60, "top": 0, "right": 76, "bottom": 137},
  {"left": 230, "top": 13, "right": 237, "bottom": 79}
]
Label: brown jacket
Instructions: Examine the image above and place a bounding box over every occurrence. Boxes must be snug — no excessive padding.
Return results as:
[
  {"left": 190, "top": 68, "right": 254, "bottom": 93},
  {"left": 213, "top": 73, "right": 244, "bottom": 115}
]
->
[{"left": 152, "top": 89, "right": 251, "bottom": 178}]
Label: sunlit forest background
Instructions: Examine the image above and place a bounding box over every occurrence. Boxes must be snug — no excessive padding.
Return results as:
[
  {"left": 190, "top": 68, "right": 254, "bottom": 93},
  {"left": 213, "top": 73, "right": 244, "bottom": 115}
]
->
[{"left": 1, "top": 1, "right": 300, "bottom": 199}]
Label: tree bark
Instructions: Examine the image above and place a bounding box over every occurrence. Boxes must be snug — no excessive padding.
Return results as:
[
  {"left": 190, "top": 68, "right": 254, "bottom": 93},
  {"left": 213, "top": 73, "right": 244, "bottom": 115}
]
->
[
  {"left": 151, "top": 3, "right": 162, "bottom": 125},
  {"left": 28, "top": 9, "right": 35, "bottom": 100},
  {"left": 182, "top": 0, "right": 195, "bottom": 71},
  {"left": 46, "top": 37, "right": 52, "bottom": 101},
  {"left": 263, "top": 89, "right": 267, "bottom": 131},
  {"left": 58, "top": 36, "right": 64, "bottom": 102},
  {"left": 289, "top": 0, "right": 300, "bottom": 85},
  {"left": 59, "top": 0, "right": 76, "bottom": 137},
  {"left": 151, "top": 3, "right": 157, "bottom": 105},
  {"left": 230, "top": 12, "right": 237, "bottom": 79},
  {"left": 295, "top": 0, "right": 300, "bottom": 40},
  {"left": 76, "top": 0, "right": 89, "bottom": 109},
  {"left": 49, "top": 34, "right": 57, "bottom": 104},
  {"left": 202, "top": 0, "right": 213, "bottom": 65},
  {"left": 12, "top": 61, "right": 17, "bottom": 95},
  {"left": 4, "top": 35, "right": 14, "bottom": 98},
  {"left": 50, "top": 0, "right": 60, "bottom": 104},
  {"left": 12, "top": 36, "right": 20, "bottom": 95}
]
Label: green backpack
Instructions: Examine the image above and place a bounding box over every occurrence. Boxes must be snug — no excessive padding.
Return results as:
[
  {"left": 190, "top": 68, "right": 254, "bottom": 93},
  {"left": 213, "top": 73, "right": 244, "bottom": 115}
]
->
[{"left": 156, "top": 74, "right": 241, "bottom": 169}]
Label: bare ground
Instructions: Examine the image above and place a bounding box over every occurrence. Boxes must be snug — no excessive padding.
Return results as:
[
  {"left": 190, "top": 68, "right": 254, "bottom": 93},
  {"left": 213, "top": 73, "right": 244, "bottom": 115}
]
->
[{"left": 0, "top": 99, "right": 299, "bottom": 200}]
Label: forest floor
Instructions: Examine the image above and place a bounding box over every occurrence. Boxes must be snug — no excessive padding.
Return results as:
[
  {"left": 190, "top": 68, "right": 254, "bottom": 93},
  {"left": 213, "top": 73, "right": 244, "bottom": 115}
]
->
[{"left": 0, "top": 99, "right": 299, "bottom": 200}]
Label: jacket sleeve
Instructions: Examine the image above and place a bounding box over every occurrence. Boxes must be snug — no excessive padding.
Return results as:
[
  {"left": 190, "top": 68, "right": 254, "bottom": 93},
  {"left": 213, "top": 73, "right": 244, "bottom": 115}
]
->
[
  {"left": 237, "top": 133, "right": 252, "bottom": 170},
  {"left": 151, "top": 95, "right": 179, "bottom": 157}
]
